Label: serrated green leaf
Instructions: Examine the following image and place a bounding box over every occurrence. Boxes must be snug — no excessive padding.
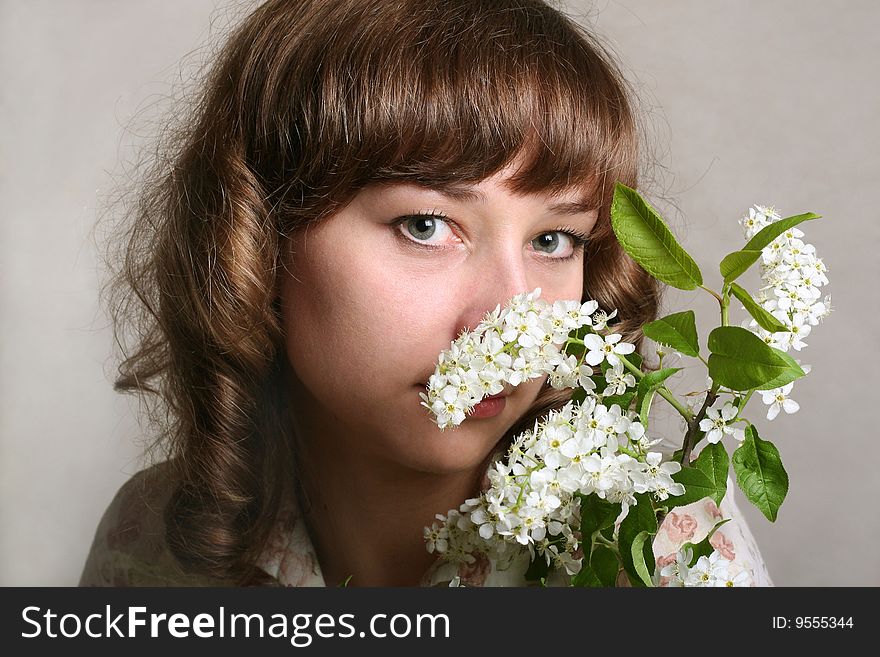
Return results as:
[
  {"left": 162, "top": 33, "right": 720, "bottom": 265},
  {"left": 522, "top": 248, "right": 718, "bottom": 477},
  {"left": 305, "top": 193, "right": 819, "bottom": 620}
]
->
[
  {"left": 642, "top": 310, "right": 700, "bottom": 357},
  {"left": 618, "top": 493, "right": 657, "bottom": 587},
  {"left": 668, "top": 465, "right": 726, "bottom": 509},
  {"left": 719, "top": 213, "right": 820, "bottom": 284},
  {"left": 732, "top": 426, "right": 789, "bottom": 522},
  {"left": 707, "top": 326, "right": 805, "bottom": 391},
  {"left": 720, "top": 249, "right": 763, "bottom": 283},
  {"left": 571, "top": 564, "right": 602, "bottom": 587},
  {"left": 579, "top": 494, "right": 621, "bottom": 541},
  {"left": 524, "top": 550, "right": 551, "bottom": 582},
  {"left": 743, "top": 212, "right": 821, "bottom": 252},
  {"left": 571, "top": 545, "right": 619, "bottom": 587},
  {"left": 631, "top": 531, "right": 655, "bottom": 587},
  {"left": 593, "top": 545, "right": 620, "bottom": 587},
  {"left": 587, "top": 375, "right": 606, "bottom": 393},
  {"left": 611, "top": 184, "right": 703, "bottom": 290},
  {"left": 635, "top": 367, "right": 681, "bottom": 426},
  {"left": 601, "top": 392, "right": 635, "bottom": 411},
  {"left": 728, "top": 282, "right": 788, "bottom": 333},
  {"left": 621, "top": 351, "right": 643, "bottom": 370},
  {"left": 691, "top": 442, "right": 729, "bottom": 501}
]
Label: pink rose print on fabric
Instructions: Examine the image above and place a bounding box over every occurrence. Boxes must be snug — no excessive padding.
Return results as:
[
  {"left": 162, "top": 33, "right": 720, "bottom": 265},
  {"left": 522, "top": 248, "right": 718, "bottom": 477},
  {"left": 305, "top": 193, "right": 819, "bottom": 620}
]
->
[
  {"left": 654, "top": 553, "right": 677, "bottom": 587},
  {"left": 457, "top": 553, "right": 491, "bottom": 586},
  {"left": 663, "top": 511, "right": 698, "bottom": 544},
  {"left": 703, "top": 499, "right": 724, "bottom": 520},
  {"left": 709, "top": 530, "right": 736, "bottom": 561}
]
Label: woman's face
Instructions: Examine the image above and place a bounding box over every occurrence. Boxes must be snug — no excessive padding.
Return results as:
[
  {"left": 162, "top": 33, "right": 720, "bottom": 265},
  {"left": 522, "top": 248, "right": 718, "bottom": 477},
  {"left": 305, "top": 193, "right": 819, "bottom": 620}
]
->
[{"left": 280, "top": 162, "right": 598, "bottom": 476}]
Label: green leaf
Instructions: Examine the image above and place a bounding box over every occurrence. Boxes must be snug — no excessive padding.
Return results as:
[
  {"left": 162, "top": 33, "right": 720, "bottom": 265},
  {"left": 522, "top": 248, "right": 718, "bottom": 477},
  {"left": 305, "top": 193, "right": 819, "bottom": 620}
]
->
[
  {"left": 578, "top": 494, "right": 621, "bottom": 541},
  {"left": 719, "top": 213, "right": 820, "bottom": 284},
  {"left": 524, "top": 551, "right": 551, "bottom": 583},
  {"left": 642, "top": 310, "right": 700, "bottom": 357},
  {"left": 570, "top": 563, "right": 603, "bottom": 587},
  {"left": 732, "top": 425, "right": 789, "bottom": 522},
  {"left": 571, "top": 387, "right": 588, "bottom": 405},
  {"left": 573, "top": 494, "right": 622, "bottom": 587},
  {"left": 719, "top": 249, "right": 763, "bottom": 284},
  {"left": 611, "top": 183, "right": 703, "bottom": 290},
  {"left": 602, "top": 391, "right": 635, "bottom": 411},
  {"left": 593, "top": 546, "right": 620, "bottom": 587},
  {"left": 635, "top": 367, "right": 682, "bottom": 426},
  {"left": 571, "top": 545, "right": 618, "bottom": 587},
  {"left": 691, "top": 442, "right": 729, "bottom": 502},
  {"left": 667, "top": 465, "right": 726, "bottom": 509},
  {"left": 631, "top": 531, "right": 655, "bottom": 587},
  {"left": 743, "top": 212, "right": 821, "bottom": 252},
  {"left": 707, "top": 326, "right": 805, "bottom": 391},
  {"left": 728, "top": 282, "right": 788, "bottom": 333},
  {"left": 621, "top": 351, "right": 643, "bottom": 370},
  {"left": 618, "top": 493, "right": 657, "bottom": 587}
]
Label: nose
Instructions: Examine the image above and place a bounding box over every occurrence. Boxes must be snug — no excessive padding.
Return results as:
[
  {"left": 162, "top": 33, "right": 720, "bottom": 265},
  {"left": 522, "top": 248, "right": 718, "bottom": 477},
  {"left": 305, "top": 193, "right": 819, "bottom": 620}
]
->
[{"left": 453, "top": 246, "right": 532, "bottom": 337}]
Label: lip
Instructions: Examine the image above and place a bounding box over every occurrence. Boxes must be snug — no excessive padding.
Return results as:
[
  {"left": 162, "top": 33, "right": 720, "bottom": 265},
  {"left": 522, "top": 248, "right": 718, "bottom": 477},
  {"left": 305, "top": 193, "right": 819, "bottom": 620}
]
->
[{"left": 470, "top": 395, "right": 507, "bottom": 419}]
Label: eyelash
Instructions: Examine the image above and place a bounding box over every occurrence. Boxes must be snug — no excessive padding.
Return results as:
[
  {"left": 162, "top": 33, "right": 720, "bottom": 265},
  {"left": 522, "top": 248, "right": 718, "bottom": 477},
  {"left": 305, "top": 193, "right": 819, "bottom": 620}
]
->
[{"left": 394, "top": 210, "right": 590, "bottom": 261}]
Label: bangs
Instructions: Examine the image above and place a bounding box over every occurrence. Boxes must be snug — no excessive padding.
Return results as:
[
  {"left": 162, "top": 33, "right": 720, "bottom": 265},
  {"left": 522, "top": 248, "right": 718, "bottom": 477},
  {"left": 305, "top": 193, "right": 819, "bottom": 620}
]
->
[{"left": 248, "top": 0, "right": 638, "bottom": 223}]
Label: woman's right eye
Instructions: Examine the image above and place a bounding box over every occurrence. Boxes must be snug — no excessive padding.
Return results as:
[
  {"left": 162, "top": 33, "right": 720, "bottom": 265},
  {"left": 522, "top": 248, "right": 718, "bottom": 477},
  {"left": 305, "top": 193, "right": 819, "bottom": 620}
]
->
[{"left": 394, "top": 213, "right": 458, "bottom": 247}]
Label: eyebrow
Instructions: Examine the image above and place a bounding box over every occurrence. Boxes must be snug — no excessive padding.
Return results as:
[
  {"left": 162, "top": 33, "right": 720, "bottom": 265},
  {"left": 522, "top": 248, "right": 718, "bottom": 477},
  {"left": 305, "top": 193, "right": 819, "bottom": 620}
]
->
[{"left": 417, "top": 182, "right": 596, "bottom": 216}]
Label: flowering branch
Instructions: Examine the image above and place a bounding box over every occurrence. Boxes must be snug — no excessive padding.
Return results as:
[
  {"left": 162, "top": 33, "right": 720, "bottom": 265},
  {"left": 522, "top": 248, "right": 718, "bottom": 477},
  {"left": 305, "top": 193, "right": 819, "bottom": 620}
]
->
[{"left": 420, "top": 185, "right": 830, "bottom": 587}]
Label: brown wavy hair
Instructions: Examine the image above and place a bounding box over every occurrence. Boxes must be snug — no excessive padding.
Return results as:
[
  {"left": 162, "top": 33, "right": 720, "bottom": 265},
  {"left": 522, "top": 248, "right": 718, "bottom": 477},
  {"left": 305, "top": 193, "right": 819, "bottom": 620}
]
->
[{"left": 101, "top": 0, "right": 659, "bottom": 585}]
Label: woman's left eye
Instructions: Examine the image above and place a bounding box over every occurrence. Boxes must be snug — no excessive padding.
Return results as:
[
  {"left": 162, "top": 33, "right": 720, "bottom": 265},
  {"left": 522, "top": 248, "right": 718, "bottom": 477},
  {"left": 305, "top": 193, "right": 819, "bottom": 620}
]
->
[{"left": 531, "top": 230, "right": 589, "bottom": 260}]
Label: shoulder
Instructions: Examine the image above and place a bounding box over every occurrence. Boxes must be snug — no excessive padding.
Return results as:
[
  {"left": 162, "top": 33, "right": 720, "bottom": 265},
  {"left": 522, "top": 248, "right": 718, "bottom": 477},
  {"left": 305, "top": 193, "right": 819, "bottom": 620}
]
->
[{"left": 79, "top": 460, "right": 230, "bottom": 586}]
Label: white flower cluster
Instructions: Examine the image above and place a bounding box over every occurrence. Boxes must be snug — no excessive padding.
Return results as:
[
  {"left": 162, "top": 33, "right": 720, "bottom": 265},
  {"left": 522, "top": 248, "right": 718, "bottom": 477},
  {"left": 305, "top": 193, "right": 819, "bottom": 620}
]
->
[
  {"left": 424, "top": 398, "right": 686, "bottom": 576},
  {"left": 419, "top": 288, "right": 688, "bottom": 578},
  {"left": 739, "top": 205, "right": 831, "bottom": 420},
  {"left": 419, "top": 288, "right": 605, "bottom": 431},
  {"left": 655, "top": 546, "right": 752, "bottom": 587}
]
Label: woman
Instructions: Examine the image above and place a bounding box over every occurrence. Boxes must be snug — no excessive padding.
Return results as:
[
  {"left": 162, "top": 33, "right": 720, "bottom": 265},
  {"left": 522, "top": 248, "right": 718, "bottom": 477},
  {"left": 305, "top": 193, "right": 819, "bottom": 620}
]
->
[{"left": 80, "top": 0, "right": 771, "bottom": 587}]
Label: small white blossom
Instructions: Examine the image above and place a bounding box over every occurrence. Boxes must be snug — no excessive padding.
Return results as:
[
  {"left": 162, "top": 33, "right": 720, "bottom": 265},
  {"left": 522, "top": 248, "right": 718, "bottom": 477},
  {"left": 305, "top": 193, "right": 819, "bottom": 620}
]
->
[
  {"left": 582, "top": 333, "right": 635, "bottom": 367},
  {"left": 603, "top": 360, "right": 636, "bottom": 396},
  {"left": 698, "top": 400, "right": 745, "bottom": 443},
  {"left": 760, "top": 382, "right": 800, "bottom": 420},
  {"left": 591, "top": 308, "right": 618, "bottom": 331},
  {"left": 424, "top": 517, "right": 449, "bottom": 554}
]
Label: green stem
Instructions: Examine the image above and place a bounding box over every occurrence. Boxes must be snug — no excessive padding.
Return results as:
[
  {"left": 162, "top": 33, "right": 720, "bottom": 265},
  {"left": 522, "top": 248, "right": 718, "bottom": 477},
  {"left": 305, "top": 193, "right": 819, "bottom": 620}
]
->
[
  {"left": 738, "top": 389, "right": 755, "bottom": 413},
  {"left": 720, "top": 284, "right": 731, "bottom": 327},
  {"left": 618, "top": 356, "right": 693, "bottom": 423},
  {"left": 679, "top": 382, "right": 720, "bottom": 465},
  {"left": 593, "top": 532, "right": 621, "bottom": 558},
  {"left": 699, "top": 285, "right": 724, "bottom": 304}
]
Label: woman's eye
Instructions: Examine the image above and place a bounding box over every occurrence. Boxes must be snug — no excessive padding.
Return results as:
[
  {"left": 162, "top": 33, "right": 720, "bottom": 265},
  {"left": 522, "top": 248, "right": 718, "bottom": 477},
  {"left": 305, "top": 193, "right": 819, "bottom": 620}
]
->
[
  {"left": 397, "top": 214, "right": 457, "bottom": 245},
  {"left": 531, "top": 232, "right": 577, "bottom": 258}
]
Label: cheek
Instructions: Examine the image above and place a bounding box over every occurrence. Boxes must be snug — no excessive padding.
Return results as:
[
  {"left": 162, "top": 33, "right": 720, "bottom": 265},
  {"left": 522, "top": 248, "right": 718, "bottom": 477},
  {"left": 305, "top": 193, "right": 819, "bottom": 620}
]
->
[
  {"left": 281, "top": 235, "right": 457, "bottom": 402},
  {"left": 540, "top": 264, "right": 585, "bottom": 305}
]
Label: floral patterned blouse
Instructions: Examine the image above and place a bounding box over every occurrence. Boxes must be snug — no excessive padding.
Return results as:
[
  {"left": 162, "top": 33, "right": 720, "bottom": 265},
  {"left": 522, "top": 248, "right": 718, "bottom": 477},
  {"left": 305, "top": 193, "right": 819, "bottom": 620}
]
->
[{"left": 79, "top": 460, "right": 773, "bottom": 587}]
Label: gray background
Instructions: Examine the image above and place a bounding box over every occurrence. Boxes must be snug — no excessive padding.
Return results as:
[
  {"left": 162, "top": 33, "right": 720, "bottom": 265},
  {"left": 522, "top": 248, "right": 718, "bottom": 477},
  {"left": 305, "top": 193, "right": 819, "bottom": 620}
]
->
[{"left": 1, "top": 0, "right": 876, "bottom": 586}]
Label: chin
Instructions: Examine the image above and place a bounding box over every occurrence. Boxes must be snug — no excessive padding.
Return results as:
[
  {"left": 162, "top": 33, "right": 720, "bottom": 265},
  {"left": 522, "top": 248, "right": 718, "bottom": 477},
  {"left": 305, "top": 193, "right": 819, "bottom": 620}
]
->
[{"left": 399, "top": 423, "right": 508, "bottom": 476}]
